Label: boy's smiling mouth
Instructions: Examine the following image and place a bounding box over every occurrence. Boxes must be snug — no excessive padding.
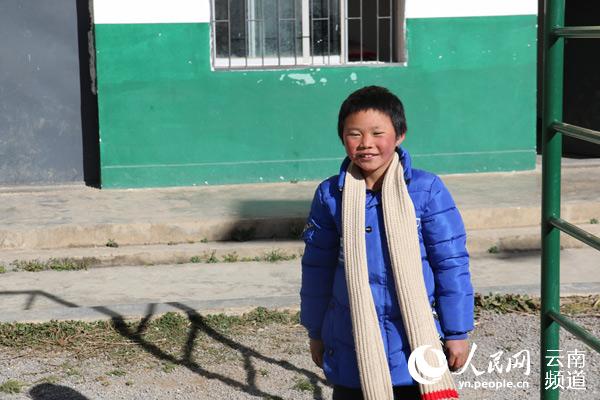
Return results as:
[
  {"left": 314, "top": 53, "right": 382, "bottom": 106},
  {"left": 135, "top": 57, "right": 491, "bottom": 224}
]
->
[{"left": 356, "top": 153, "right": 377, "bottom": 160}]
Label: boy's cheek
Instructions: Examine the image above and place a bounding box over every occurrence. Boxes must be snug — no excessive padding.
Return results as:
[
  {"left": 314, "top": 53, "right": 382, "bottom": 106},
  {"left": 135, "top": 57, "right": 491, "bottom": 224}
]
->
[
  {"left": 343, "top": 149, "right": 354, "bottom": 159},
  {"left": 343, "top": 141, "right": 359, "bottom": 158}
]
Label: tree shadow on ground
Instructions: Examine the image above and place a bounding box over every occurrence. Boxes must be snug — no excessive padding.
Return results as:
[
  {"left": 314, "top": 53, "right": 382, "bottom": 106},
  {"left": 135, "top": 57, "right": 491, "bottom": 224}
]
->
[
  {"left": 95, "top": 302, "right": 326, "bottom": 399},
  {"left": 29, "top": 383, "right": 89, "bottom": 400},
  {"left": 1, "top": 291, "right": 327, "bottom": 400},
  {"left": 0, "top": 290, "right": 79, "bottom": 310}
]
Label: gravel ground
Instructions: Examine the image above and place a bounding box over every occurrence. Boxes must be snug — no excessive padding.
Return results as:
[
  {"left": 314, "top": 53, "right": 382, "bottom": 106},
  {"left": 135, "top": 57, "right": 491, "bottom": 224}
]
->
[{"left": 1, "top": 311, "right": 598, "bottom": 400}]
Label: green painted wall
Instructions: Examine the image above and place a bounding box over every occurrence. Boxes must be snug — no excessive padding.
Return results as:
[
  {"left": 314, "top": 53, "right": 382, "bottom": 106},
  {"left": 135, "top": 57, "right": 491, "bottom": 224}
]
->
[{"left": 95, "top": 15, "right": 537, "bottom": 188}]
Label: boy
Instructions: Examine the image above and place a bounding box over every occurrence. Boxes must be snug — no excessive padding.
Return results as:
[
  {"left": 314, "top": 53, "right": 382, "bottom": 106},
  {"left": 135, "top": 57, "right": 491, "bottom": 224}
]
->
[{"left": 300, "top": 86, "right": 473, "bottom": 400}]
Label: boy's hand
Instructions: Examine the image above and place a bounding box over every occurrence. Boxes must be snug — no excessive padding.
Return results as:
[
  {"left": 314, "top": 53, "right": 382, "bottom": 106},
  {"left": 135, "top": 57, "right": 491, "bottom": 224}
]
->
[
  {"left": 444, "top": 339, "right": 469, "bottom": 371},
  {"left": 309, "top": 338, "right": 325, "bottom": 368}
]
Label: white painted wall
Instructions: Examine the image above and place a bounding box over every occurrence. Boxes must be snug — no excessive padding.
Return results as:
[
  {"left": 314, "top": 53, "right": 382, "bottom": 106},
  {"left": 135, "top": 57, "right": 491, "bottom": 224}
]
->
[
  {"left": 93, "top": 0, "right": 536, "bottom": 24},
  {"left": 93, "top": 0, "right": 211, "bottom": 24},
  {"left": 405, "top": 0, "right": 537, "bottom": 19}
]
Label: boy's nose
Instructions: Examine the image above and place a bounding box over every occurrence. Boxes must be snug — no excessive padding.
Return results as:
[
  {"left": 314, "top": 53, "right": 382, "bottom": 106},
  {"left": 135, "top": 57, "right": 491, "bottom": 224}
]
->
[{"left": 359, "top": 136, "right": 373, "bottom": 148}]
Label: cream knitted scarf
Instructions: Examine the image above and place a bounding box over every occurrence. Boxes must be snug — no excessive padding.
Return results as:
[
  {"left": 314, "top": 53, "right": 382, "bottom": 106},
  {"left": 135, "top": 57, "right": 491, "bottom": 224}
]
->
[{"left": 342, "top": 152, "right": 459, "bottom": 400}]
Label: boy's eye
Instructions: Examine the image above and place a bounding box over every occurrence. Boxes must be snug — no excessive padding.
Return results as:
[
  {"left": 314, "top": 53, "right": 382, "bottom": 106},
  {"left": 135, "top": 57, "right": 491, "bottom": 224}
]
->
[{"left": 373, "top": 131, "right": 384, "bottom": 135}]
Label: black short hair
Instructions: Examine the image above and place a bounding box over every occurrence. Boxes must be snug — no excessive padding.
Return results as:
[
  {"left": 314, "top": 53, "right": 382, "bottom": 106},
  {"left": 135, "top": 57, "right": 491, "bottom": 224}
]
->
[{"left": 337, "top": 86, "right": 407, "bottom": 141}]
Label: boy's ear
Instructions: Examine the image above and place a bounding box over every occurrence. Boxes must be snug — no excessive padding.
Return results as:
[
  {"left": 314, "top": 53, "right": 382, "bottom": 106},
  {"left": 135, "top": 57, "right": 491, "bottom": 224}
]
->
[{"left": 396, "top": 133, "right": 406, "bottom": 146}]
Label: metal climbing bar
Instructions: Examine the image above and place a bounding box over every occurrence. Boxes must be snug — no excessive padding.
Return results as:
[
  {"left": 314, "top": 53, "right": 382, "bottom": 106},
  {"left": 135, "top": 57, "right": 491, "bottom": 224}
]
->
[
  {"left": 553, "top": 26, "right": 600, "bottom": 38},
  {"left": 541, "top": 1, "right": 600, "bottom": 399},
  {"left": 547, "top": 311, "right": 600, "bottom": 354},
  {"left": 549, "top": 217, "right": 600, "bottom": 251},
  {"left": 551, "top": 122, "right": 600, "bottom": 145}
]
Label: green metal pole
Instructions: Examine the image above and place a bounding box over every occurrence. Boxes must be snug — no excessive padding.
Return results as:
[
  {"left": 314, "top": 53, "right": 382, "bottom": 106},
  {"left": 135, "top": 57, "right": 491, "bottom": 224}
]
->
[{"left": 541, "top": 1, "right": 564, "bottom": 399}]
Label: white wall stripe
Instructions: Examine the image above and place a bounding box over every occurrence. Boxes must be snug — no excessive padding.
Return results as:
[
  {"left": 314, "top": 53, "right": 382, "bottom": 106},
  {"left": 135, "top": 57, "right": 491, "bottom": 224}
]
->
[
  {"left": 93, "top": 0, "right": 536, "bottom": 25},
  {"left": 93, "top": 0, "right": 211, "bottom": 24},
  {"left": 405, "top": 0, "right": 537, "bottom": 19},
  {"left": 103, "top": 150, "right": 532, "bottom": 170}
]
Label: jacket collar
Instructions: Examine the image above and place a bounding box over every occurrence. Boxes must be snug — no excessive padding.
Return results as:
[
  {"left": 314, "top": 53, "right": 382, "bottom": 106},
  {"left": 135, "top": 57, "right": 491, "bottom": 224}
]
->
[{"left": 336, "top": 146, "right": 413, "bottom": 191}]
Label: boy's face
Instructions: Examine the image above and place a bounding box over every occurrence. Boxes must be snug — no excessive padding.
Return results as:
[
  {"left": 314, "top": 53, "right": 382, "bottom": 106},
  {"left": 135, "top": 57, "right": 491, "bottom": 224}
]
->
[{"left": 342, "top": 109, "right": 405, "bottom": 180}]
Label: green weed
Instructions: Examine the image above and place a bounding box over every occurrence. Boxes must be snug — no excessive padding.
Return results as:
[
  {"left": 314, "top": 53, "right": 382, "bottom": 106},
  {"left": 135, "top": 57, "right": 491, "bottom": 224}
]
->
[
  {"left": 106, "top": 239, "right": 119, "bottom": 248},
  {"left": 263, "top": 249, "right": 297, "bottom": 262},
  {"left": 590, "top": 218, "right": 598, "bottom": 224},
  {"left": 47, "top": 258, "right": 88, "bottom": 271},
  {"left": 189, "top": 250, "right": 299, "bottom": 264},
  {"left": 244, "top": 307, "right": 297, "bottom": 325},
  {"left": 11, "top": 259, "right": 45, "bottom": 272},
  {"left": 476, "top": 294, "right": 599, "bottom": 316},
  {"left": 291, "top": 377, "right": 314, "bottom": 392},
  {"left": 0, "top": 265, "right": 6, "bottom": 274},
  {"left": 161, "top": 362, "right": 176, "bottom": 373},
  {"left": 190, "top": 251, "right": 219, "bottom": 263},
  {"left": 241, "top": 256, "right": 261, "bottom": 262},
  {"left": 152, "top": 312, "right": 188, "bottom": 333},
  {"left": 222, "top": 252, "right": 239, "bottom": 263},
  {"left": 205, "top": 251, "right": 219, "bottom": 263},
  {"left": 201, "top": 307, "right": 299, "bottom": 333},
  {"left": 200, "top": 238, "right": 208, "bottom": 243},
  {"left": 10, "top": 258, "right": 88, "bottom": 272},
  {"left": 0, "top": 380, "right": 25, "bottom": 394},
  {"left": 0, "top": 308, "right": 296, "bottom": 361},
  {"left": 61, "top": 362, "right": 81, "bottom": 377},
  {"left": 35, "top": 375, "right": 60, "bottom": 385},
  {"left": 106, "top": 369, "right": 126, "bottom": 377},
  {"left": 0, "top": 319, "right": 118, "bottom": 349},
  {"left": 487, "top": 245, "right": 499, "bottom": 254},
  {"left": 561, "top": 295, "right": 600, "bottom": 315},
  {"left": 475, "top": 293, "right": 539, "bottom": 316}
]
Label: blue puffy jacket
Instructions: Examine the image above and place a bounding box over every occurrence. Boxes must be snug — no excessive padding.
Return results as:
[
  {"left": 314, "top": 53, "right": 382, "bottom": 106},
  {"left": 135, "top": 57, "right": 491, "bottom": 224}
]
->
[{"left": 300, "top": 147, "right": 474, "bottom": 388}]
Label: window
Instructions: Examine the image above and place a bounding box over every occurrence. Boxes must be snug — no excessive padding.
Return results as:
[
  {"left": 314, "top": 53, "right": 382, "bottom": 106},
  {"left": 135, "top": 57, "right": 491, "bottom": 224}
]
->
[{"left": 212, "top": 0, "right": 405, "bottom": 69}]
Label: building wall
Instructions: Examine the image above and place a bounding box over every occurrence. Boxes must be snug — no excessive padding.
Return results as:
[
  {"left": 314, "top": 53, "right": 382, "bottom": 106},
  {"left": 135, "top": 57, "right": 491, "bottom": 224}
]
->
[
  {"left": 94, "top": 0, "right": 537, "bottom": 188},
  {"left": 0, "top": 0, "right": 99, "bottom": 186},
  {"left": 563, "top": 1, "right": 600, "bottom": 156}
]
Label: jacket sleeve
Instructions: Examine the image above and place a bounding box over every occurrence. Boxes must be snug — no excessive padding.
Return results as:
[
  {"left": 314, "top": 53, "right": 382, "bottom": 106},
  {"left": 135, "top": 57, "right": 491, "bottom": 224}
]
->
[
  {"left": 300, "top": 183, "right": 339, "bottom": 340},
  {"left": 421, "top": 176, "right": 474, "bottom": 340}
]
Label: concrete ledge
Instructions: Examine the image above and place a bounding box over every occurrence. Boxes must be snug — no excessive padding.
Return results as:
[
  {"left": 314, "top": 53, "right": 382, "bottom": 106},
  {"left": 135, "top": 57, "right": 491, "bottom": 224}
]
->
[
  {"left": 461, "top": 202, "right": 600, "bottom": 230},
  {"left": 0, "top": 241, "right": 305, "bottom": 271},
  {"left": 467, "top": 223, "right": 600, "bottom": 253},
  {"left": 1, "top": 224, "right": 599, "bottom": 269},
  {"left": 0, "top": 218, "right": 306, "bottom": 250},
  {"left": 1, "top": 203, "right": 600, "bottom": 251}
]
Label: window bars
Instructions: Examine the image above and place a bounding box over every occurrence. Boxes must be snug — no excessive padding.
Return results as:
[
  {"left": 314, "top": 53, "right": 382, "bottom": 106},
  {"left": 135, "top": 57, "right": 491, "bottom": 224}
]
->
[{"left": 212, "top": 0, "right": 403, "bottom": 69}]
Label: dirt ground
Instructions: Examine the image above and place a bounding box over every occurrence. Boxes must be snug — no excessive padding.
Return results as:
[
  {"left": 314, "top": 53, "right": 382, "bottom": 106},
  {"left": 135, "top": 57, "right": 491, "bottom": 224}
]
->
[{"left": 1, "top": 310, "right": 599, "bottom": 400}]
